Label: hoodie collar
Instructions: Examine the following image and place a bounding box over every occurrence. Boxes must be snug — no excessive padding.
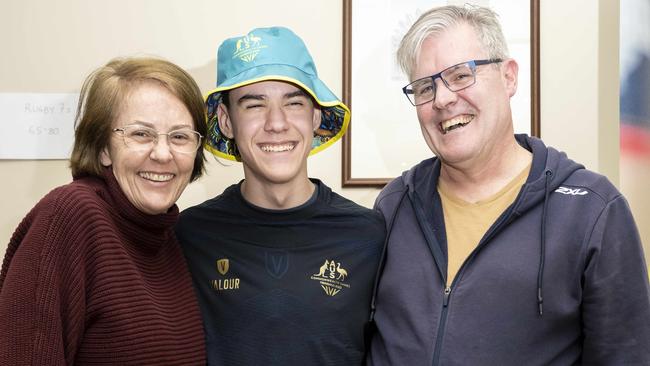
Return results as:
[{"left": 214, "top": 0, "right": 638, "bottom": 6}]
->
[
  {"left": 512, "top": 134, "right": 584, "bottom": 215},
  {"left": 402, "top": 135, "right": 584, "bottom": 213}
]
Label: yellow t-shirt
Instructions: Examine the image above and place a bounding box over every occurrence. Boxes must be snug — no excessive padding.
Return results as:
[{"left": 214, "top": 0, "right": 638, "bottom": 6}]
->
[{"left": 438, "top": 164, "right": 531, "bottom": 286}]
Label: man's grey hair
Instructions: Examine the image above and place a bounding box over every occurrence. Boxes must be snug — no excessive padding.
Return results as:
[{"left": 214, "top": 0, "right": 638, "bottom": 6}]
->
[{"left": 397, "top": 5, "right": 509, "bottom": 79}]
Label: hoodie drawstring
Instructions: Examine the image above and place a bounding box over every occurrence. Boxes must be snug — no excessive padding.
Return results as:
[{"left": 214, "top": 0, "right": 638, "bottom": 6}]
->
[{"left": 537, "top": 169, "right": 553, "bottom": 316}]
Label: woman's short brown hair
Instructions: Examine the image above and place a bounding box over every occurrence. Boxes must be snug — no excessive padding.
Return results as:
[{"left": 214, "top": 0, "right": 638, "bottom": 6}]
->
[{"left": 70, "top": 56, "right": 207, "bottom": 181}]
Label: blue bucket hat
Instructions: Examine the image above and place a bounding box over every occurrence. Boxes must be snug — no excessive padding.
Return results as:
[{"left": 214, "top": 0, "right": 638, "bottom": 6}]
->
[{"left": 204, "top": 26, "right": 351, "bottom": 161}]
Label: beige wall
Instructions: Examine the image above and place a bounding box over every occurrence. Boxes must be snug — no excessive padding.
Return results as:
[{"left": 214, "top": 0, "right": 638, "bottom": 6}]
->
[
  {"left": 540, "top": 0, "right": 620, "bottom": 181},
  {"left": 2, "top": 0, "right": 645, "bottom": 261},
  {"left": 0, "top": 0, "right": 382, "bottom": 255}
]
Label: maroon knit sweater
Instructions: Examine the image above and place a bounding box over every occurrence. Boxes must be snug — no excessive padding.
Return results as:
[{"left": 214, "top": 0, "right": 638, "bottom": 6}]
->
[{"left": 0, "top": 169, "right": 206, "bottom": 365}]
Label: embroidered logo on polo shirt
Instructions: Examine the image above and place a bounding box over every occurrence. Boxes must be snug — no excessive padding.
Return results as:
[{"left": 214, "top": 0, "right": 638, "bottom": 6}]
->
[
  {"left": 211, "top": 258, "right": 240, "bottom": 291},
  {"left": 310, "top": 259, "right": 350, "bottom": 296}
]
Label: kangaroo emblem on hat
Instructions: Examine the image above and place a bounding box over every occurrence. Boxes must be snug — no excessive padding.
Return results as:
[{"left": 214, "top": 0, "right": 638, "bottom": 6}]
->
[{"left": 233, "top": 32, "right": 265, "bottom": 62}]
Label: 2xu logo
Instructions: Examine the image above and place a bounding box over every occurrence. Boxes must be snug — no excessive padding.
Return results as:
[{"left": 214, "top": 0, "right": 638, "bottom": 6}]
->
[{"left": 555, "top": 187, "right": 588, "bottom": 196}]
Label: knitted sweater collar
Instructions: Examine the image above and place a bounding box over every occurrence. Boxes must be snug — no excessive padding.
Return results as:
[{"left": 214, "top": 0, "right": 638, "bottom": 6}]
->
[
  {"left": 101, "top": 167, "right": 179, "bottom": 230},
  {"left": 75, "top": 168, "right": 180, "bottom": 254}
]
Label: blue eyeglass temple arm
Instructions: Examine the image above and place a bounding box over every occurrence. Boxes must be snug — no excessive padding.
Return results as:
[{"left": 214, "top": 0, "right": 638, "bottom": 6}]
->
[{"left": 473, "top": 58, "right": 502, "bottom": 66}]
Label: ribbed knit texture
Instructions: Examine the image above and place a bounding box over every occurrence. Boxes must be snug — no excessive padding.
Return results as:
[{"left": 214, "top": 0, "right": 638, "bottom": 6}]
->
[{"left": 0, "top": 169, "right": 206, "bottom": 365}]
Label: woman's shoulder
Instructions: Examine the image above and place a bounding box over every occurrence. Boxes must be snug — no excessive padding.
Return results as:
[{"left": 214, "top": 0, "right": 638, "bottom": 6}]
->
[
  {"left": 31, "top": 176, "right": 111, "bottom": 225},
  {"left": 3, "top": 176, "right": 113, "bottom": 281}
]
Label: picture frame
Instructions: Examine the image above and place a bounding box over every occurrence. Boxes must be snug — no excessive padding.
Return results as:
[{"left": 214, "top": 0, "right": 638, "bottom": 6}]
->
[{"left": 341, "top": 0, "right": 540, "bottom": 187}]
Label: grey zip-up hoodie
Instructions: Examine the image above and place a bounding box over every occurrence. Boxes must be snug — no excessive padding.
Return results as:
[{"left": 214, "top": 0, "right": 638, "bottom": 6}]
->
[{"left": 368, "top": 135, "right": 650, "bottom": 365}]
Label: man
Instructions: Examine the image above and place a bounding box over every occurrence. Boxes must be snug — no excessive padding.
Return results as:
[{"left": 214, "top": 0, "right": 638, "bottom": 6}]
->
[
  {"left": 176, "top": 26, "right": 384, "bottom": 365},
  {"left": 368, "top": 5, "right": 650, "bottom": 366}
]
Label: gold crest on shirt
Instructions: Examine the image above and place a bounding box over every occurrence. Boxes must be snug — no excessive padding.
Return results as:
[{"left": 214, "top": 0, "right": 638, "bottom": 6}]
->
[
  {"left": 217, "top": 258, "right": 229, "bottom": 275},
  {"left": 211, "top": 258, "right": 240, "bottom": 291},
  {"left": 310, "top": 259, "right": 350, "bottom": 296}
]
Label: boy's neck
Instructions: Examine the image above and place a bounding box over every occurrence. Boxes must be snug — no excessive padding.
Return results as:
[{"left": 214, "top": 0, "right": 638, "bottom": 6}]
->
[{"left": 241, "top": 177, "right": 316, "bottom": 210}]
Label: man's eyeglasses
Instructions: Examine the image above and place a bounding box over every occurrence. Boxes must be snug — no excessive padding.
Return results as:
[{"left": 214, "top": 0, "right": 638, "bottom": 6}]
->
[
  {"left": 112, "top": 125, "right": 203, "bottom": 154},
  {"left": 402, "top": 59, "right": 502, "bottom": 106}
]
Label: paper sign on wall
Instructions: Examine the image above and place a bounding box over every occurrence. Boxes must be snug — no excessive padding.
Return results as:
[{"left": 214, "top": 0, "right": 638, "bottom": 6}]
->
[{"left": 0, "top": 93, "right": 78, "bottom": 160}]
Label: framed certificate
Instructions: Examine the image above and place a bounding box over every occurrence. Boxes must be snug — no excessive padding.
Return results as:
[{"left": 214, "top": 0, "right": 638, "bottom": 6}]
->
[{"left": 341, "top": 0, "right": 540, "bottom": 186}]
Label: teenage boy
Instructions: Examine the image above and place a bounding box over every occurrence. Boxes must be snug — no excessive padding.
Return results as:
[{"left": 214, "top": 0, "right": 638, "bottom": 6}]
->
[{"left": 176, "top": 26, "right": 385, "bottom": 365}]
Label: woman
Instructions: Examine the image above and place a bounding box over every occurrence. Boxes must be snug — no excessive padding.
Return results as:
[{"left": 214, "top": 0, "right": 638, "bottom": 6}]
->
[{"left": 0, "top": 57, "right": 207, "bottom": 365}]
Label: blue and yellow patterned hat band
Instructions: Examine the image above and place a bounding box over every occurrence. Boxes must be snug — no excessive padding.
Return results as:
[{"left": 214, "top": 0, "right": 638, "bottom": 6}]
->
[{"left": 204, "top": 26, "right": 350, "bottom": 161}]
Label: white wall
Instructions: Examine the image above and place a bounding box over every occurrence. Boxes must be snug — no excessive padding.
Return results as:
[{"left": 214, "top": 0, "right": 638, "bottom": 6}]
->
[{"left": 2, "top": 0, "right": 637, "bottom": 259}]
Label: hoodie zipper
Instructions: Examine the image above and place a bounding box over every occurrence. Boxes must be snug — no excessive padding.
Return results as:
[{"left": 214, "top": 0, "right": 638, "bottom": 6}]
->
[
  {"left": 443, "top": 286, "right": 451, "bottom": 306},
  {"left": 409, "top": 191, "right": 451, "bottom": 366},
  {"left": 429, "top": 201, "right": 520, "bottom": 366},
  {"left": 431, "top": 286, "right": 452, "bottom": 365},
  {"left": 410, "top": 185, "right": 521, "bottom": 366}
]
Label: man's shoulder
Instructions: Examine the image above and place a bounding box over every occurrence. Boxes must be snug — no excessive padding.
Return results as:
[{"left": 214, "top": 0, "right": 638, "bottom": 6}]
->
[
  {"left": 376, "top": 176, "right": 408, "bottom": 204},
  {"left": 376, "top": 157, "right": 435, "bottom": 200},
  {"left": 558, "top": 167, "right": 622, "bottom": 204},
  {"left": 541, "top": 140, "right": 622, "bottom": 204},
  {"left": 374, "top": 159, "right": 430, "bottom": 209}
]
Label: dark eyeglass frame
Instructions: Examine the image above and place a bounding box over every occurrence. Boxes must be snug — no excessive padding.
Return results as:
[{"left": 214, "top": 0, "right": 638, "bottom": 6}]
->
[{"left": 401, "top": 59, "right": 503, "bottom": 106}]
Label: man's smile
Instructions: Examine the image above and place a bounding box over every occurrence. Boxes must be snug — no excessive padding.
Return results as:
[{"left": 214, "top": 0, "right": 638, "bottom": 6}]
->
[{"left": 440, "top": 114, "right": 474, "bottom": 134}]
